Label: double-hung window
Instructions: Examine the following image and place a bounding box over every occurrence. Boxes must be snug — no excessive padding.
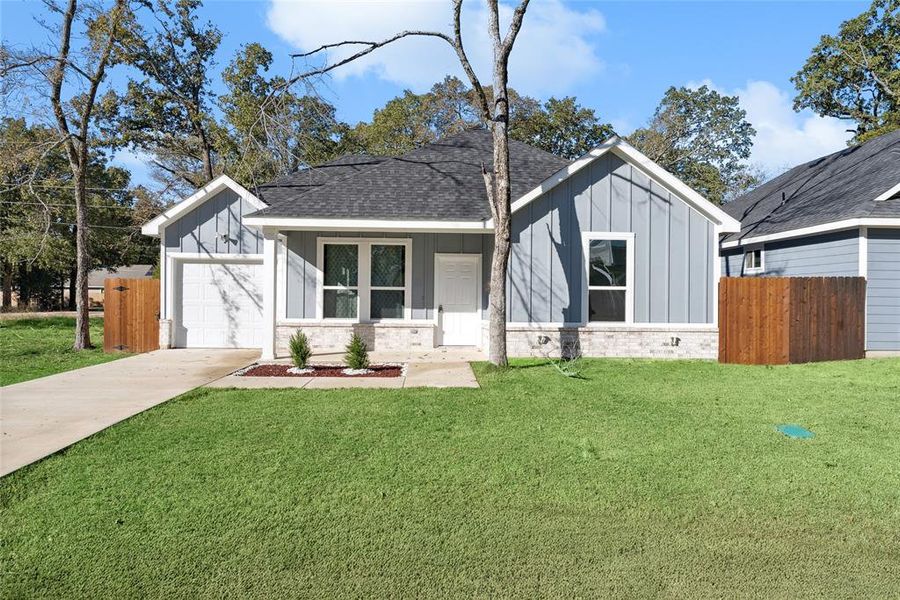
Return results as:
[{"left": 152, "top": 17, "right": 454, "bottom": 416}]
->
[
  {"left": 584, "top": 233, "right": 633, "bottom": 323},
  {"left": 319, "top": 239, "right": 410, "bottom": 321}
]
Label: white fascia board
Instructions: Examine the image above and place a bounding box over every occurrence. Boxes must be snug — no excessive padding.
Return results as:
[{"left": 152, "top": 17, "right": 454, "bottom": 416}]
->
[
  {"left": 141, "top": 175, "right": 265, "bottom": 236},
  {"left": 874, "top": 182, "right": 900, "bottom": 202},
  {"left": 241, "top": 216, "right": 493, "bottom": 233},
  {"left": 720, "top": 217, "right": 900, "bottom": 249},
  {"left": 491, "top": 136, "right": 742, "bottom": 233}
]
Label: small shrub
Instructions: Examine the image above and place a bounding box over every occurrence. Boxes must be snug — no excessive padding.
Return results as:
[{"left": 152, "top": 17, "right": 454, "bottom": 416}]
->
[
  {"left": 344, "top": 333, "right": 370, "bottom": 370},
  {"left": 289, "top": 330, "right": 312, "bottom": 369}
]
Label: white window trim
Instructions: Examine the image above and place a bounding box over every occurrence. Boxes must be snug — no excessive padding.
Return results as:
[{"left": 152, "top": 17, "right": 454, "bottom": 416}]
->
[
  {"left": 742, "top": 246, "right": 765, "bottom": 274},
  {"left": 582, "top": 232, "right": 635, "bottom": 325},
  {"left": 315, "top": 237, "right": 412, "bottom": 322}
]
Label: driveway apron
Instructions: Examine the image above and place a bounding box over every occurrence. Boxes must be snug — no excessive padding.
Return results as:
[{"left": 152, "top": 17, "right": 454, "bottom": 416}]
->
[{"left": 0, "top": 349, "right": 258, "bottom": 476}]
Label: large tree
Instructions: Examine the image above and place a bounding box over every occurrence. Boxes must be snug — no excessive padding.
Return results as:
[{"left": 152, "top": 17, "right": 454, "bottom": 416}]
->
[
  {"left": 219, "top": 43, "right": 347, "bottom": 187},
  {"left": 629, "top": 85, "right": 758, "bottom": 204},
  {"left": 793, "top": 0, "right": 899, "bottom": 143},
  {"left": 280, "top": 0, "right": 530, "bottom": 365},
  {"left": 110, "top": 0, "right": 223, "bottom": 196},
  {"left": 1, "top": 0, "right": 128, "bottom": 348},
  {"left": 509, "top": 96, "right": 614, "bottom": 159},
  {"left": 0, "top": 118, "right": 160, "bottom": 312},
  {"left": 345, "top": 76, "right": 613, "bottom": 160}
]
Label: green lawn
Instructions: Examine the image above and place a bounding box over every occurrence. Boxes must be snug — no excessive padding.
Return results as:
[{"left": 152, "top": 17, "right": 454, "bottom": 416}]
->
[
  {"left": 0, "top": 317, "right": 124, "bottom": 386},
  {"left": 2, "top": 359, "right": 899, "bottom": 598}
]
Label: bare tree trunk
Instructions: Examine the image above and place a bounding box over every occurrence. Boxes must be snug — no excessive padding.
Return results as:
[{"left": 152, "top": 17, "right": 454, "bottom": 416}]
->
[
  {"left": 43, "top": 0, "right": 122, "bottom": 348},
  {"left": 2, "top": 261, "right": 13, "bottom": 310},
  {"left": 67, "top": 266, "right": 76, "bottom": 310},
  {"left": 73, "top": 170, "right": 91, "bottom": 346},
  {"left": 282, "top": 0, "right": 529, "bottom": 365}
]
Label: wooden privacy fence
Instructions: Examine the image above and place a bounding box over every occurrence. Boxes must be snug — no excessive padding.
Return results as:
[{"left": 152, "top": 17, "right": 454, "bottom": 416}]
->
[
  {"left": 719, "top": 277, "right": 866, "bottom": 365},
  {"left": 104, "top": 278, "right": 160, "bottom": 353}
]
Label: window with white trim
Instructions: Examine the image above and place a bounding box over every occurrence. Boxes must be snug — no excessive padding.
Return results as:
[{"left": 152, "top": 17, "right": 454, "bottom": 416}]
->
[
  {"left": 319, "top": 239, "right": 411, "bottom": 321},
  {"left": 370, "top": 244, "right": 406, "bottom": 319},
  {"left": 743, "top": 248, "right": 764, "bottom": 273},
  {"left": 584, "top": 235, "right": 632, "bottom": 323},
  {"left": 322, "top": 243, "right": 359, "bottom": 319}
]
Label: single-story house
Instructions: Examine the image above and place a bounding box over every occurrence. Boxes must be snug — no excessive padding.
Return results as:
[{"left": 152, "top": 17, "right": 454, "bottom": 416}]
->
[
  {"left": 63, "top": 264, "right": 155, "bottom": 308},
  {"left": 142, "top": 130, "right": 740, "bottom": 360},
  {"left": 721, "top": 129, "right": 900, "bottom": 352}
]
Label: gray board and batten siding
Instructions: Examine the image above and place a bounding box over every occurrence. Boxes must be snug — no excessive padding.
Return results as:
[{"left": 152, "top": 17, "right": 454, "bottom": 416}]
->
[
  {"left": 284, "top": 232, "right": 493, "bottom": 321},
  {"left": 508, "top": 152, "right": 716, "bottom": 325},
  {"left": 282, "top": 152, "right": 718, "bottom": 326},
  {"left": 721, "top": 230, "right": 859, "bottom": 277},
  {"left": 163, "top": 188, "right": 262, "bottom": 255},
  {"left": 868, "top": 228, "right": 900, "bottom": 351}
]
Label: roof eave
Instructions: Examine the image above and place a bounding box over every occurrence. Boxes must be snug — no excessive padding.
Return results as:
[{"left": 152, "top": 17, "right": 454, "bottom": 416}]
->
[
  {"left": 487, "top": 136, "right": 741, "bottom": 232},
  {"left": 141, "top": 175, "right": 265, "bottom": 236},
  {"left": 241, "top": 216, "right": 494, "bottom": 233}
]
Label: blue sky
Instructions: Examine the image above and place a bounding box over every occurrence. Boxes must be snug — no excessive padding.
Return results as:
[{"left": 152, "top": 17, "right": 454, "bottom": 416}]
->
[{"left": 2, "top": 0, "right": 867, "bottom": 188}]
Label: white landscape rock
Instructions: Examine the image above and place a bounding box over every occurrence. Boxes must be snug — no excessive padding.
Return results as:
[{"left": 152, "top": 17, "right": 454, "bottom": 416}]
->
[{"left": 341, "top": 368, "right": 373, "bottom": 376}]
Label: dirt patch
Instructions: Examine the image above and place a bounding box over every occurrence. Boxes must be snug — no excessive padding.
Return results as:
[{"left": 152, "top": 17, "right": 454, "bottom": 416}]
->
[{"left": 239, "top": 364, "right": 403, "bottom": 378}]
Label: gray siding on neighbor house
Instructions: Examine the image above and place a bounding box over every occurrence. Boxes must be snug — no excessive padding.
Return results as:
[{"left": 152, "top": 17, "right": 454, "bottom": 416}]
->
[
  {"left": 867, "top": 228, "right": 900, "bottom": 351},
  {"left": 284, "top": 231, "right": 492, "bottom": 320},
  {"left": 721, "top": 230, "right": 859, "bottom": 277},
  {"left": 508, "top": 152, "right": 716, "bottom": 324},
  {"left": 163, "top": 188, "right": 262, "bottom": 254}
]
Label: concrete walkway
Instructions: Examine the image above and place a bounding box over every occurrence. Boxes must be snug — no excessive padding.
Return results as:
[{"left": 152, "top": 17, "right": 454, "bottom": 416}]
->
[{"left": 0, "top": 349, "right": 258, "bottom": 477}]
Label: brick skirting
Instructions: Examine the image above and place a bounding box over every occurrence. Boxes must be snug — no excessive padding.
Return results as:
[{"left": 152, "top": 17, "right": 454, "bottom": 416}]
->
[{"left": 503, "top": 325, "right": 718, "bottom": 359}]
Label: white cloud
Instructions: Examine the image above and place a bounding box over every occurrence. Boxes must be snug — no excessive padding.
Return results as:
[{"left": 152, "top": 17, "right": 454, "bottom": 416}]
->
[
  {"left": 688, "top": 79, "right": 852, "bottom": 175},
  {"left": 266, "top": 0, "right": 606, "bottom": 96}
]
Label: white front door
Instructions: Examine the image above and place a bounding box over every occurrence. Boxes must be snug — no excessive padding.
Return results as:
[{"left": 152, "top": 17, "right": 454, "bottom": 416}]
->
[
  {"left": 435, "top": 254, "right": 480, "bottom": 346},
  {"left": 176, "top": 261, "right": 264, "bottom": 348}
]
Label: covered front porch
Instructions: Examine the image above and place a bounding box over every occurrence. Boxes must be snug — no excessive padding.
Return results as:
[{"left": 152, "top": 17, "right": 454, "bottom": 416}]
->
[{"left": 257, "top": 225, "right": 495, "bottom": 360}]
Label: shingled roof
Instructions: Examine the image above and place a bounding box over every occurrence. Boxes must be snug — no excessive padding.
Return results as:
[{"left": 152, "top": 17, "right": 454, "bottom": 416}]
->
[
  {"left": 249, "top": 129, "right": 570, "bottom": 221},
  {"left": 723, "top": 129, "right": 900, "bottom": 243}
]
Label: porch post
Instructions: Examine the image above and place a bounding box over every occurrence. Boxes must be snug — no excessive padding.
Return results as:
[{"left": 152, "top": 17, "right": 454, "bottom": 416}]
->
[{"left": 261, "top": 227, "right": 278, "bottom": 360}]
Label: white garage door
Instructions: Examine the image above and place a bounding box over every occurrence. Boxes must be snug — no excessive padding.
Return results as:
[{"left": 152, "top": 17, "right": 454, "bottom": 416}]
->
[{"left": 176, "top": 261, "right": 264, "bottom": 348}]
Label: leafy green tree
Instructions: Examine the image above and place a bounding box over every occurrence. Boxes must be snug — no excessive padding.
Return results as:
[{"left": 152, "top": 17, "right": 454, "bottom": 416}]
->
[
  {"left": 510, "top": 96, "right": 614, "bottom": 159},
  {"left": 349, "top": 89, "right": 442, "bottom": 156},
  {"left": 347, "top": 76, "right": 613, "bottom": 160},
  {"left": 629, "top": 85, "right": 758, "bottom": 204},
  {"left": 793, "top": 0, "right": 899, "bottom": 143},
  {"left": 0, "top": 118, "right": 161, "bottom": 311},
  {"left": 108, "top": 0, "right": 224, "bottom": 195},
  {"left": 219, "top": 43, "right": 347, "bottom": 187}
]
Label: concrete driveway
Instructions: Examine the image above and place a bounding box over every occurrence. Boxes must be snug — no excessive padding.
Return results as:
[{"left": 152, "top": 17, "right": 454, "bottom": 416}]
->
[{"left": 0, "top": 349, "right": 258, "bottom": 477}]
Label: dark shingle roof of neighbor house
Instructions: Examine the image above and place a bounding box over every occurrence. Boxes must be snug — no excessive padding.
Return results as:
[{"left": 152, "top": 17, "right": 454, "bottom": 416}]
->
[
  {"left": 723, "top": 129, "right": 900, "bottom": 242},
  {"left": 250, "top": 129, "right": 570, "bottom": 221}
]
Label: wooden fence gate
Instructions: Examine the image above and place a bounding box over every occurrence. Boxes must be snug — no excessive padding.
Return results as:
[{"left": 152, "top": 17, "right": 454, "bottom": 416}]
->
[
  {"left": 104, "top": 278, "right": 160, "bottom": 353},
  {"left": 719, "top": 277, "right": 866, "bottom": 365}
]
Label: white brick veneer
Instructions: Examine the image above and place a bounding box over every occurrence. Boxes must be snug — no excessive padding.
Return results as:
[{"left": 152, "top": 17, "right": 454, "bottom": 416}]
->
[
  {"left": 275, "top": 322, "right": 435, "bottom": 356},
  {"left": 158, "top": 319, "right": 174, "bottom": 349},
  {"left": 502, "top": 325, "right": 718, "bottom": 360}
]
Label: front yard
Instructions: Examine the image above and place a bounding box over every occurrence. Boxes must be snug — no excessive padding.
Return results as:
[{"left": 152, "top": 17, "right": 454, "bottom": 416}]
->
[
  {"left": 0, "top": 317, "right": 123, "bottom": 386},
  {"left": 2, "top": 358, "right": 899, "bottom": 597}
]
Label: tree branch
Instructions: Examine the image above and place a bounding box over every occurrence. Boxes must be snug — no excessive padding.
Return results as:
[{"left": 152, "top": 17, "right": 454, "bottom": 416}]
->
[
  {"left": 501, "top": 0, "right": 530, "bottom": 60},
  {"left": 286, "top": 30, "right": 453, "bottom": 82},
  {"left": 450, "top": 0, "right": 490, "bottom": 123}
]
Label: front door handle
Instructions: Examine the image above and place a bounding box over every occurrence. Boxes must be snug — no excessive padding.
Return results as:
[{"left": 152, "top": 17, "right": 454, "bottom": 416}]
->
[{"left": 438, "top": 304, "right": 443, "bottom": 313}]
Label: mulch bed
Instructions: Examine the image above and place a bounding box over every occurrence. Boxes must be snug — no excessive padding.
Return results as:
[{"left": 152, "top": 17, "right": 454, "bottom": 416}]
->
[{"left": 239, "top": 364, "right": 403, "bottom": 378}]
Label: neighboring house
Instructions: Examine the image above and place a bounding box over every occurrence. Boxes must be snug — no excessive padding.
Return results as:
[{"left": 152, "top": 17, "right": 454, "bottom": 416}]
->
[
  {"left": 721, "top": 129, "right": 900, "bottom": 352},
  {"left": 63, "top": 265, "right": 155, "bottom": 308},
  {"left": 142, "top": 130, "right": 740, "bottom": 359}
]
